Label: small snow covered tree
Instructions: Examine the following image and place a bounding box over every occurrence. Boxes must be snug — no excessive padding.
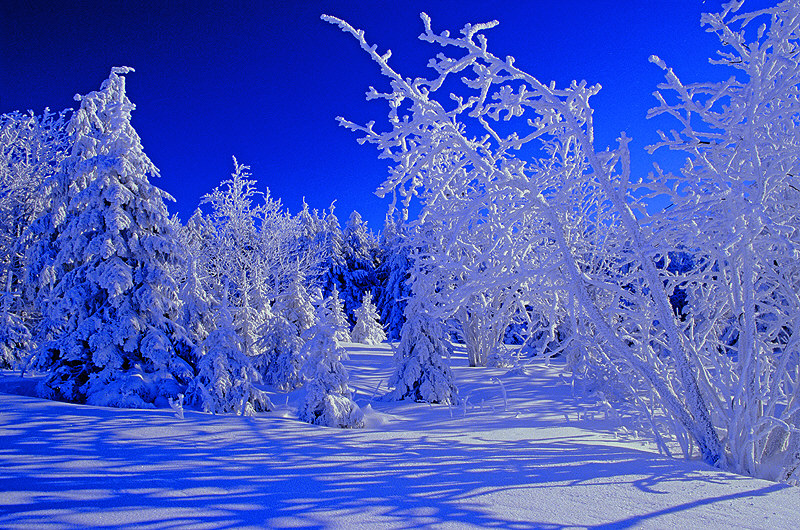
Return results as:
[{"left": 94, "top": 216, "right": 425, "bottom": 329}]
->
[
  {"left": 319, "top": 286, "right": 351, "bottom": 342},
  {"left": 299, "top": 311, "right": 364, "bottom": 428},
  {"left": 386, "top": 295, "right": 458, "bottom": 404},
  {"left": 26, "top": 67, "right": 191, "bottom": 407},
  {"left": 274, "top": 267, "right": 317, "bottom": 338},
  {"left": 186, "top": 302, "right": 272, "bottom": 415},
  {"left": 375, "top": 216, "right": 411, "bottom": 340},
  {"left": 351, "top": 291, "right": 386, "bottom": 345},
  {"left": 257, "top": 302, "right": 305, "bottom": 391}
]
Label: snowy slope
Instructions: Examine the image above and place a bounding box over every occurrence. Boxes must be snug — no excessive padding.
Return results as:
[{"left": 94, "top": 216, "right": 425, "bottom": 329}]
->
[{"left": 1, "top": 344, "right": 798, "bottom": 529}]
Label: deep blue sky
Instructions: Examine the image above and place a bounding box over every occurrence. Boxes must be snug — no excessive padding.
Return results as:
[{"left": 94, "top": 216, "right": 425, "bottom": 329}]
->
[{"left": 0, "top": 1, "right": 773, "bottom": 229}]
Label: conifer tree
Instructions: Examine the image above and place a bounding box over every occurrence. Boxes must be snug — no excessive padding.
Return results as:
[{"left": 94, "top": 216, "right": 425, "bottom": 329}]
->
[
  {"left": 186, "top": 302, "right": 272, "bottom": 415},
  {"left": 320, "top": 286, "right": 351, "bottom": 342},
  {"left": 299, "top": 312, "right": 364, "bottom": 428},
  {"left": 27, "top": 67, "right": 191, "bottom": 407},
  {"left": 257, "top": 302, "right": 305, "bottom": 391},
  {"left": 351, "top": 291, "right": 386, "bottom": 345},
  {"left": 386, "top": 297, "right": 458, "bottom": 404}
]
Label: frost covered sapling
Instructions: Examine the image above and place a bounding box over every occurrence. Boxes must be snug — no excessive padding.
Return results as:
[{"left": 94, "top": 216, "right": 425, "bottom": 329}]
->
[
  {"left": 186, "top": 301, "right": 272, "bottom": 416},
  {"left": 385, "top": 296, "right": 459, "bottom": 404},
  {"left": 299, "top": 308, "right": 364, "bottom": 428},
  {"left": 351, "top": 291, "right": 386, "bottom": 345},
  {"left": 319, "top": 286, "right": 351, "bottom": 342}
]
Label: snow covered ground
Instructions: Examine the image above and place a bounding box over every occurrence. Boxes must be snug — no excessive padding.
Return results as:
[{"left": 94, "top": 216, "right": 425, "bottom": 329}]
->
[{"left": 1, "top": 344, "right": 798, "bottom": 529}]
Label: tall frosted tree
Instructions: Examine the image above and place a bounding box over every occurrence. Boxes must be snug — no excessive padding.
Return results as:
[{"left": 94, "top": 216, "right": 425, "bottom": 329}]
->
[
  {"left": 375, "top": 216, "right": 411, "bottom": 341},
  {"left": 27, "top": 67, "right": 191, "bottom": 407},
  {"left": 326, "top": 1, "right": 800, "bottom": 481},
  {"left": 340, "top": 210, "right": 379, "bottom": 320},
  {"left": 0, "top": 109, "right": 70, "bottom": 368}
]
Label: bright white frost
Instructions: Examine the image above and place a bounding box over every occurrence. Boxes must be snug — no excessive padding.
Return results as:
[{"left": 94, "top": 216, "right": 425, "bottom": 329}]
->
[
  {"left": 324, "top": 0, "right": 800, "bottom": 482},
  {"left": 26, "top": 67, "right": 191, "bottom": 407},
  {"left": 351, "top": 291, "right": 386, "bottom": 345},
  {"left": 299, "top": 309, "right": 364, "bottom": 428}
]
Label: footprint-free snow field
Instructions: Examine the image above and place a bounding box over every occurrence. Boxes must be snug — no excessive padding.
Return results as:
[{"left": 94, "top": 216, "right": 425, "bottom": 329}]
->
[{"left": 1, "top": 344, "right": 798, "bottom": 529}]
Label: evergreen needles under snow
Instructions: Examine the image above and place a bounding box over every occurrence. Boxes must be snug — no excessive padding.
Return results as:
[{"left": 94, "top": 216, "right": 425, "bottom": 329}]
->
[
  {"left": 351, "top": 291, "right": 386, "bottom": 345},
  {"left": 385, "top": 298, "right": 458, "bottom": 405},
  {"left": 27, "top": 67, "right": 192, "bottom": 407},
  {"left": 299, "top": 312, "right": 364, "bottom": 428},
  {"left": 186, "top": 303, "right": 272, "bottom": 416}
]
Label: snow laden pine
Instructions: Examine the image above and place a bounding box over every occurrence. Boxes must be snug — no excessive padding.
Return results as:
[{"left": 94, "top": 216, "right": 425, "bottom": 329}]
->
[
  {"left": 257, "top": 302, "right": 305, "bottom": 391},
  {"left": 299, "top": 302, "right": 364, "bottom": 428},
  {"left": 26, "top": 67, "right": 191, "bottom": 407},
  {"left": 351, "top": 291, "right": 386, "bottom": 345},
  {"left": 324, "top": 1, "right": 800, "bottom": 482},
  {"left": 186, "top": 302, "right": 272, "bottom": 416},
  {"left": 319, "top": 286, "right": 351, "bottom": 342},
  {"left": 386, "top": 296, "right": 458, "bottom": 404}
]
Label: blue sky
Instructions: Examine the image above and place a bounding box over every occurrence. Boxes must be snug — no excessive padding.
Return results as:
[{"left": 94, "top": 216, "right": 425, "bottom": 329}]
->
[{"left": 0, "top": 1, "right": 773, "bottom": 229}]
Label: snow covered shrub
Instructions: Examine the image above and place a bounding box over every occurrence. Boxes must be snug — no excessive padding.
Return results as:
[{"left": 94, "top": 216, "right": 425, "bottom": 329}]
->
[
  {"left": 25, "top": 67, "right": 192, "bottom": 407},
  {"left": 299, "top": 312, "right": 364, "bottom": 428},
  {"left": 186, "top": 304, "right": 272, "bottom": 416},
  {"left": 325, "top": 1, "right": 800, "bottom": 481},
  {"left": 351, "top": 291, "right": 386, "bottom": 345}
]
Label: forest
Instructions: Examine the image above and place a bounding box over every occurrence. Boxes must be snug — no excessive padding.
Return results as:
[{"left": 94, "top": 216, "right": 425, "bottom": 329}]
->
[{"left": 1, "top": 0, "right": 799, "bottom": 491}]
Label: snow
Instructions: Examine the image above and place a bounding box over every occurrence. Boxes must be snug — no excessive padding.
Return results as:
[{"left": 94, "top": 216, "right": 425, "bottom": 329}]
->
[{"left": 1, "top": 343, "right": 797, "bottom": 529}]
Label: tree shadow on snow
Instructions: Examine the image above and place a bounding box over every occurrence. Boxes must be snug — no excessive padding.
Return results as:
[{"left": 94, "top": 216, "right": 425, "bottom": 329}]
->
[{"left": 0, "top": 391, "right": 793, "bottom": 529}]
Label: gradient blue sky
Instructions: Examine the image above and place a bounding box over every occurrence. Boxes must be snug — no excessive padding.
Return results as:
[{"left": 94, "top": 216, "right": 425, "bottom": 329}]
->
[{"left": 1, "top": 1, "right": 773, "bottom": 229}]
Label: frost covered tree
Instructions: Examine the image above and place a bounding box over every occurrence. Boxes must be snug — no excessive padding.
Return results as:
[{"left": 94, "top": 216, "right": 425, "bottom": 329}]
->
[
  {"left": 26, "top": 67, "right": 191, "bottom": 407},
  {"left": 0, "top": 109, "right": 70, "bottom": 367},
  {"left": 386, "top": 295, "right": 458, "bottom": 404},
  {"left": 299, "top": 310, "right": 364, "bottom": 428},
  {"left": 375, "top": 216, "right": 411, "bottom": 340},
  {"left": 257, "top": 302, "right": 305, "bottom": 391},
  {"left": 340, "top": 210, "right": 379, "bottom": 320},
  {"left": 274, "top": 267, "right": 317, "bottom": 338},
  {"left": 319, "top": 286, "right": 351, "bottom": 342},
  {"left": 186, "top": 301, "right": 272, "bottom": 415},
  {"left": 351, "top": 291, "right": 386, "bottom": 345},
  {"left": 325, "top": 1, "right": 800, "bottom": 481}
]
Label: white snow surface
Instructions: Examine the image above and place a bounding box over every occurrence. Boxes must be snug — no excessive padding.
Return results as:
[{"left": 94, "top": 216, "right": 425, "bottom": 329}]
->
[{"left": 0, "top": 343, "right": 797, "bottom": 529}]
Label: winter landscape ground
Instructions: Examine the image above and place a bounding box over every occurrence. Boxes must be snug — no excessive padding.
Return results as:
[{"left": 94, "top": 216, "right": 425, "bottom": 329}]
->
[{"left": 1, "top": 344, "right": 798, "bottom": 529}]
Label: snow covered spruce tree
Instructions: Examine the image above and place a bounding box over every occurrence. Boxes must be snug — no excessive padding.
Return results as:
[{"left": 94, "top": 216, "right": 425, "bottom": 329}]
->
[
  {"left": 319, "top": 285, "right": 351, "bottom": 342},
  {"left": 325, "top": 1, "right": 800, "bottom": 481},
  {"left": 299, "top": 303, "right": 364, "bottom": 428},
  {"left": 375, "top": 215, "right": 411, "bottom": 340},
  {"left": 26, "top": 67, "right": 192, "bottom": 407},
  {"left": 340, "top": 210, "right": 380, "bottom": 321},
  {"left": 351, "top": 291, "right": 386, "bottom": 345},
  {"left": 185, "top": 300, "right": 272, "bottom": 415},
  {"left": 386, "top": 294, "right": 458, "bottom": 404}
]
